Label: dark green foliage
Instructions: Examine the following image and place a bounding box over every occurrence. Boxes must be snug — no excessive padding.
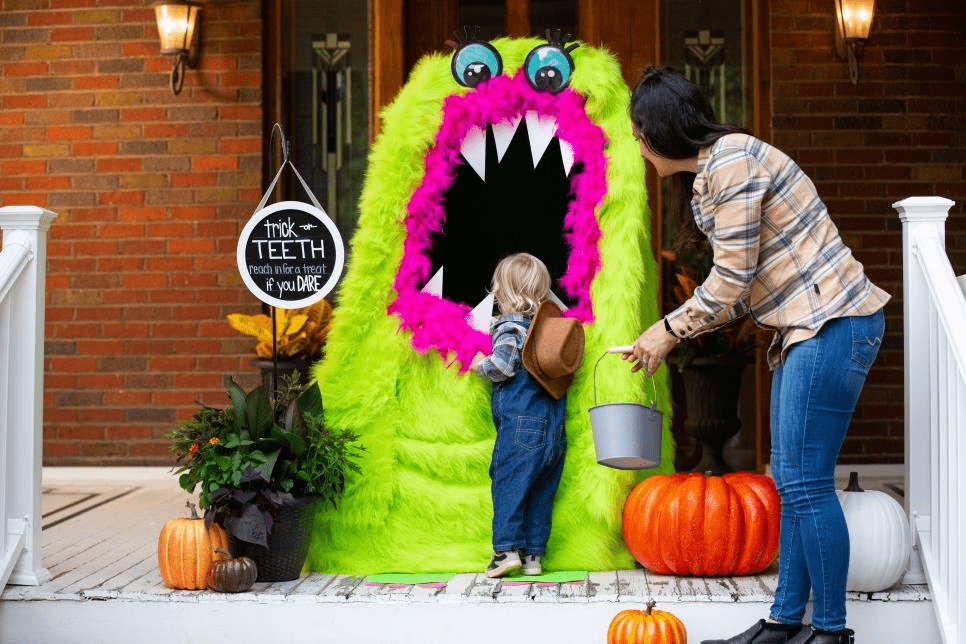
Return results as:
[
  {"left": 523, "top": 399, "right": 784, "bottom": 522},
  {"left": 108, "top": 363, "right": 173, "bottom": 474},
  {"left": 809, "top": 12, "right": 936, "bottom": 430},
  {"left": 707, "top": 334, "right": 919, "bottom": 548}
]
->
[{"left": 168, "top": 374, "right": 363, "bottom": 547}]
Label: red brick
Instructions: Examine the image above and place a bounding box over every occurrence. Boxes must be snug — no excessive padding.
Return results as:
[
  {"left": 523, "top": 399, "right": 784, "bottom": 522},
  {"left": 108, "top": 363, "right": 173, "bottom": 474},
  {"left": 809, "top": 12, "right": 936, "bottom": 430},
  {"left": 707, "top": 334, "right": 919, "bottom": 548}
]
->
[
  {"left": 97, "top": 158, "right": 142, "bottom": 172},
  {"left": 143, "top": 123, "right": 190, "bottom": 138},
  {"left": 48, "top": 125, "right": 93, "bottom": 140},
  {"left": 98, "top": 191, "right": 145, "bottom": 206},
  {"left": 170, "top": 172, "right": 217, "bottom": 187},
  {"left": 120, "top": 107, "right": 165, "bottom": 122},
  {"left": 166, "top": 239, "right": 216, "bottom": 254},
  {"left": 73, "top": 141, "right": 119, "bottom": 155},
  {"left": 3, "top": 95, "right": 46, "bottom": 109},
  {"left": 218, "top": 106, "right": 261, "bottom": 121},
  {"left": 219, "top": 137, "right": 261, "bottom": 154},
  {"left": 51, "top": 26, "right": 96, "bottom": 42},
  {"left": 2, "top": 159, "right": 46, "bottom": 174},
  {"left": 118, "top": 206, "right": 166, "bottom": 221},
  {"left": 119, "top": 273, "right": 169, "bottom": 288},
  {"left": 27, "top": 11, "right": 73, "bottom": 25},
  {"left": 26, "top": 175, "right": 71, "bottom": 190},
  {"left": 74, "top": 75, "right": 120, "bottom": 90},
  {"left": 192, "top": 155, "right": 239, "bottom": 171},
  {"left": 5, "top": 62, "right": 49, "bottom": 76},
  {"left": 52, "top": 60, "right": 96, "bottom": 75},
  {"left": 121, "top": 42, "right": 157, "bottom": 57}
]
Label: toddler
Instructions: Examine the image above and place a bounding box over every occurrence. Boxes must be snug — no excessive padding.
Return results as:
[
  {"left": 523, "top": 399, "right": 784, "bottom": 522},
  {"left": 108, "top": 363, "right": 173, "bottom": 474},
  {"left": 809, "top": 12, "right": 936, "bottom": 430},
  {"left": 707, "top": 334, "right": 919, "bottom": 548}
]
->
[{"left": 470, "top": 253, "right": 568, "bottom": 578}]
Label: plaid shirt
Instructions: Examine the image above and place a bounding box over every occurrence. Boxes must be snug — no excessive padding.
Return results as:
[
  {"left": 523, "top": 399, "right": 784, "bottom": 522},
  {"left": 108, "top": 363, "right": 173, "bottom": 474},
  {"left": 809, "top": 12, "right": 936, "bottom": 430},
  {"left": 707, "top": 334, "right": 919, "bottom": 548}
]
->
[
  {"left": 475, "top": 313, "right": 531, "bottom": 382},
  {"left": 665, "top": 133, "right": 890, "bottom": 369}
]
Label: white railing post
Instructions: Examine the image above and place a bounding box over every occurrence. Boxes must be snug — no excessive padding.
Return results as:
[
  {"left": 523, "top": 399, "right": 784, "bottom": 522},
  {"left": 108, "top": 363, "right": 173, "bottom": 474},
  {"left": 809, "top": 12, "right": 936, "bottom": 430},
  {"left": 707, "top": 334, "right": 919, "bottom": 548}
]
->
[
  {"left": 0, "top": 205, "right": 56, "bottom": 587},
  {"left": 896, "top": 196, "right": 953, "bottom": 585},
  {"left": 895, "top": 195, "right": 963, "bottom": 644}
]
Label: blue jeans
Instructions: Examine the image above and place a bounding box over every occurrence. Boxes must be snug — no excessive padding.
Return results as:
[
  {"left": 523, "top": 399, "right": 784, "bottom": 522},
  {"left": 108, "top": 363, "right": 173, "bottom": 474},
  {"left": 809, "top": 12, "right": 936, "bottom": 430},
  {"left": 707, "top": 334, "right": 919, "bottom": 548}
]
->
[
  {"left": 769, "top": 310, "right": 884, "bottom": 630},
  {"left": 490, "top": 368, "right": 567, "bottom": 555}
]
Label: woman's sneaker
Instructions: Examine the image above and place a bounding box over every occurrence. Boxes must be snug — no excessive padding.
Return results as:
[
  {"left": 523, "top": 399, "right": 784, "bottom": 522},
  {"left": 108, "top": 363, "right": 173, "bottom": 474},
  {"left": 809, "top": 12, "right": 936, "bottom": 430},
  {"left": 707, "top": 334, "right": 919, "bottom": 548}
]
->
[
  {"left": 485, "top": 550, "right": 522, "bottom": 578},
  {"left": 523, "top": 553, "right": 541, "bottom": 575}
]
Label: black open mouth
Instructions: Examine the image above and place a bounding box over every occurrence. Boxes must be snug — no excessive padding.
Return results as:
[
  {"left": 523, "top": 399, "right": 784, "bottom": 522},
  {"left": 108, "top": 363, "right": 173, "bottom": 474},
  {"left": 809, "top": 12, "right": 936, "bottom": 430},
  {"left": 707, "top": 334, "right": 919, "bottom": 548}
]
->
[
  {"left": 388, "top": 69, "right": 605, "bottom": 367},
  {"left": 426, "top": 114, "right": 580, "bottom": 311}
]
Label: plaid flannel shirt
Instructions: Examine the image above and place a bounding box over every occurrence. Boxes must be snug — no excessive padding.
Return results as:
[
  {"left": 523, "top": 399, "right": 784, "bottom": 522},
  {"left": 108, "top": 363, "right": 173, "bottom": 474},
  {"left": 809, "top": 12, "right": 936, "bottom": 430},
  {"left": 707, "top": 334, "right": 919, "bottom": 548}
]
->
[
  {"left": 665, "top": 133, "right": 890, "bottom": 369},
  {"left": 475, "top": 313, "right": 531, "bottom": 382}
]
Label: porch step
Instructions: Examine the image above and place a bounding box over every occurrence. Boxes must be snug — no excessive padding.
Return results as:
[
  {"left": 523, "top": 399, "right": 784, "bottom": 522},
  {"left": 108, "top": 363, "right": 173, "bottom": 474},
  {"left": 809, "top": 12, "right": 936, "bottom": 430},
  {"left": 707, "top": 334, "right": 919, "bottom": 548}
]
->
[
  {"left": 0, "top": 468, "right": 939, "bottom": 644},
  {"left": 0, "top": 575, "right": 937, "bottom": 644}
]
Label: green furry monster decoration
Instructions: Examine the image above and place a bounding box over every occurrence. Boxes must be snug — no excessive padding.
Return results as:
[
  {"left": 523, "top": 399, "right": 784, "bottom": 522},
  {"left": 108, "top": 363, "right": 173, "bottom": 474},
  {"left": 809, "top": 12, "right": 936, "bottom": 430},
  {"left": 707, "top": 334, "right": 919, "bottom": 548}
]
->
[{"left": 306, "top": 34, "right": 674, "bottom": 575}]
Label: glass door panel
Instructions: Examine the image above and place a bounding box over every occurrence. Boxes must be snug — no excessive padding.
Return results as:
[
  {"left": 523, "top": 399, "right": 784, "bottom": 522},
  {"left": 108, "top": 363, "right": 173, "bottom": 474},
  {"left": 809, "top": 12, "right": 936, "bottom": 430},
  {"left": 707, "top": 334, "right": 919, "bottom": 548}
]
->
[{"left": 283, "top": 1, "right": 369, "bottom": 243}]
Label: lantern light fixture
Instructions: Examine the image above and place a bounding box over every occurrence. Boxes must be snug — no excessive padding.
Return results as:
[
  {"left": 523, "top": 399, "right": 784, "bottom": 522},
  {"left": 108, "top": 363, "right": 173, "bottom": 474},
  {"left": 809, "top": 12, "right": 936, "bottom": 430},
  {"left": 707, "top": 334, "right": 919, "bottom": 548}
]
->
[
  {"left": 154, "top": 1, "right": 202, "bottom": 95},
  {"left": 834, "top": 0, "right": 875, "bottom": 84}
]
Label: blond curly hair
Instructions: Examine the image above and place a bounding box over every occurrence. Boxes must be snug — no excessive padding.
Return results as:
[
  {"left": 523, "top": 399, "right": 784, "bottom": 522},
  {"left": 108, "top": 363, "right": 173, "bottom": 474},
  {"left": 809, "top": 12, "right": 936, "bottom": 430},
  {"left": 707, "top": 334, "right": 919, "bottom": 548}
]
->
[{"left": 490, "top": 253, "right": 550, "bottom": 316}]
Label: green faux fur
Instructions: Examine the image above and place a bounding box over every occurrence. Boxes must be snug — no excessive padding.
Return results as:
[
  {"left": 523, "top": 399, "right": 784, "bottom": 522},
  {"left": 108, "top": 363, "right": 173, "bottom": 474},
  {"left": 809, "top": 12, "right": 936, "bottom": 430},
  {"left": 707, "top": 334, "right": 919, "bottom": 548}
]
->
[{"left": 306, "top": 38, "right": 674, "bottom": 575}]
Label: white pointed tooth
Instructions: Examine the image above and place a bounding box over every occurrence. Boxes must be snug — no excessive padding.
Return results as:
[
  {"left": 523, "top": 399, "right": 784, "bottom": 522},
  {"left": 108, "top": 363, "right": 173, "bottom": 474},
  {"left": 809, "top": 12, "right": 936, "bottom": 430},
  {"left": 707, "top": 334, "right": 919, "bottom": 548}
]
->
[
  {"left": 420, "top": 266, "right": 443, "bottom": 296},
  {"left": 460, "top": 125, "right": 487, "bottom": 181},
  {"left": 468, "top": 293, "right": 495, "bottom": 334},
  {"left": 492, "top": 116, "right": 521, "bottom": 163},
  {"left": 547, "top": 290, "right": 569, "bottom": 312},
  {"left": 525, "top": 111, "right": 558, "bottom": 168},
  {"left": 559, "top": 140, "right": 575, "bottom": 177}
]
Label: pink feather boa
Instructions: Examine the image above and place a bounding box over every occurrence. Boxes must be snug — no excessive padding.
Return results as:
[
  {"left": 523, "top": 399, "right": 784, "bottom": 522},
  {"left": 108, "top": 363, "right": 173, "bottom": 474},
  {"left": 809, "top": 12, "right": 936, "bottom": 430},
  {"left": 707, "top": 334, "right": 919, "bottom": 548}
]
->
[{"left": 388, "top": 70, "right": 607, "bottom": 371}]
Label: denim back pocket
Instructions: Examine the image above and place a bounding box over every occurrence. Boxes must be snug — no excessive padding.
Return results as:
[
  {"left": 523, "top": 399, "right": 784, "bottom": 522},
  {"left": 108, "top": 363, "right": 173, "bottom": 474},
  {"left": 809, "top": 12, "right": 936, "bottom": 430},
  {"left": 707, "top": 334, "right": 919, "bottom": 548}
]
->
[
  {"left": 514, "top": 416, "right": 548, "bottom": 452},
  {"left": 850, "top": 313, "right": 884, "bottom": 369}
]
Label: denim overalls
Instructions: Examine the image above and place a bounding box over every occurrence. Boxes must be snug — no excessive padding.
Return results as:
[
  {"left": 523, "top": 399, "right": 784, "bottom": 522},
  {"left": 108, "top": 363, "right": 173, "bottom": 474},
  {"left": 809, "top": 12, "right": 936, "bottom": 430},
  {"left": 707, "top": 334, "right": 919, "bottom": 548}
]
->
[{"left": 489, "top": 362, "right": 567, "bottom": 556}]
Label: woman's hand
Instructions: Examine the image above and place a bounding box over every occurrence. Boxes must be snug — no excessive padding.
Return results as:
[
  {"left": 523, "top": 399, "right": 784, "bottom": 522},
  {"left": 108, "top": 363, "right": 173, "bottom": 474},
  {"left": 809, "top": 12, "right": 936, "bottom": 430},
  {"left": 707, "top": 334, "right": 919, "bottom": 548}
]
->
[{"left": 621, "top": 319, "right": 679, "bottom": 375}]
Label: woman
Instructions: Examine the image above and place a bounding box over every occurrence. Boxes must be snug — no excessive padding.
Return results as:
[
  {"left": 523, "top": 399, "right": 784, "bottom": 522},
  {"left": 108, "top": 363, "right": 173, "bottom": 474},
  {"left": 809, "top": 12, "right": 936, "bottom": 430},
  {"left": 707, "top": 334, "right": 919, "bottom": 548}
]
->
[{"left": 624, "top": 66, "right": 889, "bottom": 644}]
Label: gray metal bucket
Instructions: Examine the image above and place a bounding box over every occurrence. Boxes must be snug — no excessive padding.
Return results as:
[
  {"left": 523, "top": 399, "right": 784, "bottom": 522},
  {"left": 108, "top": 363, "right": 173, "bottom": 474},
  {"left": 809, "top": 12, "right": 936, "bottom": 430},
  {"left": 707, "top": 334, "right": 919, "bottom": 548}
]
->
[{"left": 588, "top": 352, "right": 663, "bottom": 470}]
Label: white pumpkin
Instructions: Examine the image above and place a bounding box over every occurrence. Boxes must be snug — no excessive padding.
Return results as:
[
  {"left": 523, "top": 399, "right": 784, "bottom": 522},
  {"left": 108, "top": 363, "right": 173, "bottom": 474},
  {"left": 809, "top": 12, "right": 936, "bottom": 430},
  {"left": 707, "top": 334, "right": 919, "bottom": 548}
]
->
[{"left": 837, "top": 471, "right": 912, "bottom": 592}]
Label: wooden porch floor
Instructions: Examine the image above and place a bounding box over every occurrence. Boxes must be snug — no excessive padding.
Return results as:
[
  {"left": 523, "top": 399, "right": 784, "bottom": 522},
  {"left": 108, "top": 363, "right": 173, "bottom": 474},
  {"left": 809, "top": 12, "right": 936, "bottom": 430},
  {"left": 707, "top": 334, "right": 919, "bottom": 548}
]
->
[{"left": 0, "top": 467, "right": 938, "bottom": 644}]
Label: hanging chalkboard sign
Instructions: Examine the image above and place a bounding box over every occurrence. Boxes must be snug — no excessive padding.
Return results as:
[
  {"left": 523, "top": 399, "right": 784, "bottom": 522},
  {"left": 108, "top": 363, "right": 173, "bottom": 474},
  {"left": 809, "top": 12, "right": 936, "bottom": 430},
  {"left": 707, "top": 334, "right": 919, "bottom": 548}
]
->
[{"left": 236, "top": 200, "right": 344, "bottom": 308}]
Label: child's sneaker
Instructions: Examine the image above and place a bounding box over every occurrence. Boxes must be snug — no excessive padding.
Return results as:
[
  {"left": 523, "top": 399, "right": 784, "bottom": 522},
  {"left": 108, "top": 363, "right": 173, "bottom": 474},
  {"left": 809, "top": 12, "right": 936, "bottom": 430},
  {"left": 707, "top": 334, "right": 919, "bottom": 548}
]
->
[
  {"left": 523, "top": 553, "right": 541, "bottom": 575},
  {"left": 485, "top": 550, "right": 522, "bottom": 578}
]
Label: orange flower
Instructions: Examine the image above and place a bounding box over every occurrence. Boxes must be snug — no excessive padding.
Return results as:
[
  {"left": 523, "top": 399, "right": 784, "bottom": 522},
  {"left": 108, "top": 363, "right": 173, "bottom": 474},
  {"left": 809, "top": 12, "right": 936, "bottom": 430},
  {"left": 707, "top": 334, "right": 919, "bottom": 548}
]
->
[
  {"left": 189, "top": 443, "right": 199, "bottom": 454},
  {"left": 208, "top": 437, "right": 220, "bottom": 445}
]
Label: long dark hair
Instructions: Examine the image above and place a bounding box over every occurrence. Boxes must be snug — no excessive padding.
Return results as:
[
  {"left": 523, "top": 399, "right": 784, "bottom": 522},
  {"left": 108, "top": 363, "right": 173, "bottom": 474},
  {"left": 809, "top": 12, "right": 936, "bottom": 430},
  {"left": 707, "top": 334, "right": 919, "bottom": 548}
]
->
[{"left": 630, "top": 66, "right": 748, "bottom": 248}]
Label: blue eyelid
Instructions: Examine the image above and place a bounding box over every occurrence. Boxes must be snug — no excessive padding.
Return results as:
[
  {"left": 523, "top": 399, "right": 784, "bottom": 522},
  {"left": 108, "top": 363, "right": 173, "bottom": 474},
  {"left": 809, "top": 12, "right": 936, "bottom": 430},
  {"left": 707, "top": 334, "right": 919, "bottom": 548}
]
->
[
  {"left": 524, "top": 45, "right": 575, "bottom": 93},
  {"left": 451, "top": 42, "right": 503, "bottom": 88}
]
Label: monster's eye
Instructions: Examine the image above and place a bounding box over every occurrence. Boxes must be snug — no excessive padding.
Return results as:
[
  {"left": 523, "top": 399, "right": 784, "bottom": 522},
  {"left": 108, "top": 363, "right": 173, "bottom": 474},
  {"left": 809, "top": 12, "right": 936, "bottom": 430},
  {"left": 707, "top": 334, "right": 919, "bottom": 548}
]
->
[
  {"left": 523, "top": 44, "right": 575, "bottom": 93},
  {"left": 451, "top": 42, "right": 503, "bottom": 88}
]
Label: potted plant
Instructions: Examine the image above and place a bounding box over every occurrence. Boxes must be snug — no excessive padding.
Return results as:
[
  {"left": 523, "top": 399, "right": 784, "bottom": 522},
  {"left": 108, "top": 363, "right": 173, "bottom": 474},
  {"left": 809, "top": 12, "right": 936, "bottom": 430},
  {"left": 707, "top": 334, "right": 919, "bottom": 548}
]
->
[
  {"left": 226, "top": 299, "right": 334, "bottom": 391},
  {"left": 168, "top": 374, "right": 363, "bottom": 581},
  {"left": 661, "top": 251, "right": 760, "bottom": 474}
]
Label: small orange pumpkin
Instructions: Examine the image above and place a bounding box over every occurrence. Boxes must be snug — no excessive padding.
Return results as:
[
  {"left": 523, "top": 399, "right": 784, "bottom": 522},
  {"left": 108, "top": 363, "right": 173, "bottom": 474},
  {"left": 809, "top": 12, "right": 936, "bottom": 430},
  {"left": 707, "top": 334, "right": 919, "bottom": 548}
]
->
[
  {"left": 623, "top": 471, "right": 780, "bottom": 576},
  {"left": 158, "top": 501, "right": 229, "bottom": 590},
  {"left": 607, "top": 601, "right": 687, "bottom": 644}
]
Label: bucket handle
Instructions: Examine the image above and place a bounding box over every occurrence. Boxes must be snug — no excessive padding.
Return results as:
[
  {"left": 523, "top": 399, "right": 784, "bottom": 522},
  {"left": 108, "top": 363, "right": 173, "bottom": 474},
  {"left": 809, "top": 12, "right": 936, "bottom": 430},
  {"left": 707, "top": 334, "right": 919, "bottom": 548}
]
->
[{"left": 593, "top": 351, "right": 657, "bottom": 407}]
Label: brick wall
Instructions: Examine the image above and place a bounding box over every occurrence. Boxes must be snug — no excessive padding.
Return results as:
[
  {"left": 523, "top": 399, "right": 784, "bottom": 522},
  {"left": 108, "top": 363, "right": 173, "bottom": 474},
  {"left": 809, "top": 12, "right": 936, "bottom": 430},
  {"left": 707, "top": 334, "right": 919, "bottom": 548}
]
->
[
  {"left": 769, "top": 0, "right": 966, "bottom": 463},
  {"left": 1, "top": 0, "right": 963, "bottom": 466},
  {"left": 0, "top": 0, "right": 264, "bottom": 464}
]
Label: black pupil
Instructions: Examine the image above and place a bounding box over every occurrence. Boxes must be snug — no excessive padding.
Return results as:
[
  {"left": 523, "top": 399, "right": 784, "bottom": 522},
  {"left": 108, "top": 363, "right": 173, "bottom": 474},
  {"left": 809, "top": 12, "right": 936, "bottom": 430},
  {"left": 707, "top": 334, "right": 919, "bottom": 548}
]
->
[
  {"left": 463, "top": 62, "right": 491, "bottom": 87},
  {"left": 533, "top": 67, "right": 562, "bottom": 91}
]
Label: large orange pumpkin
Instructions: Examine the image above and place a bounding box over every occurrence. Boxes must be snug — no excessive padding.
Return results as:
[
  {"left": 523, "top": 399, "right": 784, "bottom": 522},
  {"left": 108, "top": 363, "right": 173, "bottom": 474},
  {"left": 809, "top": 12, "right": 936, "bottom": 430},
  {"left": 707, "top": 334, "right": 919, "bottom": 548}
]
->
[
  {"left": 623, "top": 472, "right": 780, "bottom": 576},
  {"left": 158, "top": 502, "right": 230, "bottom": 589},
  {"left": 607, "top": 601, "right": 687, "bottom": 644}
]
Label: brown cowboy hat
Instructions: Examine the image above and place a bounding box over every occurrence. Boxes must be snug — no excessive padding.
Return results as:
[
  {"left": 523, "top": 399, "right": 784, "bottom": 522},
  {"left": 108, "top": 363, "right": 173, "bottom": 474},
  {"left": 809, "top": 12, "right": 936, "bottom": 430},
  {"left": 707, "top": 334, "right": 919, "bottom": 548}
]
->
[{"left": 522, "top": 300, "right": 585, "bottom": 400}]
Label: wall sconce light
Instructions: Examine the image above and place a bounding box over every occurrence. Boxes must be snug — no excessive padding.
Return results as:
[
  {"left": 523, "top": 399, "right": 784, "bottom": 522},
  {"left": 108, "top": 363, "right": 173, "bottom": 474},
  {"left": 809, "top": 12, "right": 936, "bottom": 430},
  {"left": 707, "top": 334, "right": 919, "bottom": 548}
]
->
[
  {"left": 834, "top": 0, "right": 875, "bottom": 84},
  {"left": 154, "top": 1, "right": 202, "bottom": 95}
]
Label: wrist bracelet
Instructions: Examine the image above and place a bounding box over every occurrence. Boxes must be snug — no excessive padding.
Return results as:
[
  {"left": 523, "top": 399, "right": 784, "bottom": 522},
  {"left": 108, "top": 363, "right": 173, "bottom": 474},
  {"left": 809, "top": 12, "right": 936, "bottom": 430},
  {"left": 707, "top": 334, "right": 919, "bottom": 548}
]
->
[{"left": 663, "top": 316, "right": 674, "bottom": 336}]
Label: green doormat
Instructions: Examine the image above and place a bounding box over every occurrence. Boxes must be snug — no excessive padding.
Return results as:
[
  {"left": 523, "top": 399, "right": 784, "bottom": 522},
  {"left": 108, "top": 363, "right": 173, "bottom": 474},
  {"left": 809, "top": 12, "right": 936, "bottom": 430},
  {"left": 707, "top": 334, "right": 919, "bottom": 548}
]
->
[{"left": 365, "top": 573, "right": 455, "bottom": 586}]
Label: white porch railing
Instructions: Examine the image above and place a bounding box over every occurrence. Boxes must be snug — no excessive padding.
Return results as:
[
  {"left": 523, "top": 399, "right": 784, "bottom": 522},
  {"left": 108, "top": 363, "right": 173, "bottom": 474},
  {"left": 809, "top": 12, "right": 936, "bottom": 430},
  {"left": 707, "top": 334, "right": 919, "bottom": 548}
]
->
[
  {"left": 897, "top": 196, "right": 965, "bottom": 644},
  {"left": 0, "top": 205, "right": 55, "bottom": 588}
]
